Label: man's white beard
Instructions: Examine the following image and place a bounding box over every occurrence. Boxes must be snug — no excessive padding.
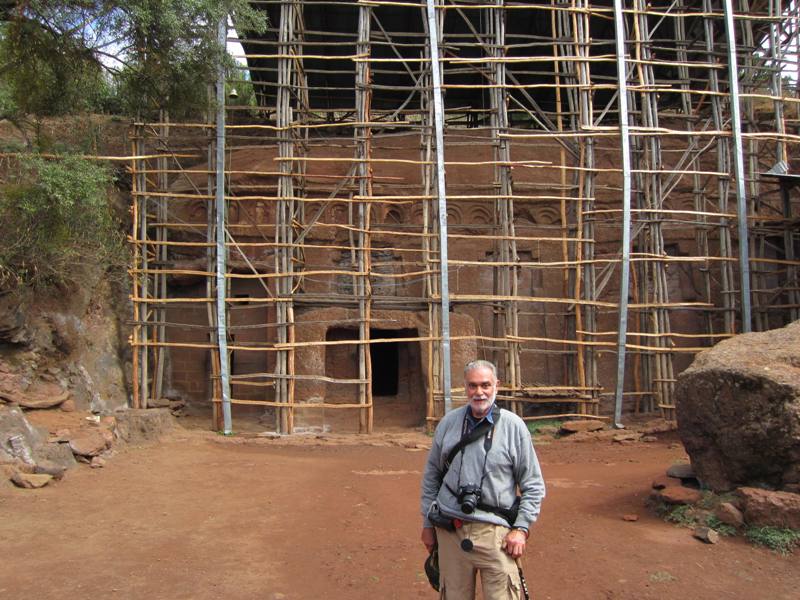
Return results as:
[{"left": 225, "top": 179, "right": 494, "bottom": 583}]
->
[{"left": 470, "top": 392, "right": 496, "bottom": 414}]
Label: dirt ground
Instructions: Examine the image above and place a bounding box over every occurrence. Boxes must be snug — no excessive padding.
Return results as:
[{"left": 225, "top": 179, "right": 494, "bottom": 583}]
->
[{"left": 1, "top": 419, "right": 799, "bottom": 600}]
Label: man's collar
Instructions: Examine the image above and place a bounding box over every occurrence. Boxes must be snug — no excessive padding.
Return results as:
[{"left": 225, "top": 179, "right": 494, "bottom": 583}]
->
[{"left": 467, "top": 402, "right": 496, "bottom": 424}]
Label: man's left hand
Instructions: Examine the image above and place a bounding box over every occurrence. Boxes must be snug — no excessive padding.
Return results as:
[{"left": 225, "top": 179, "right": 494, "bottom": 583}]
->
[{"left": 501, "top": 528, "right": 527, "bottom": 558}]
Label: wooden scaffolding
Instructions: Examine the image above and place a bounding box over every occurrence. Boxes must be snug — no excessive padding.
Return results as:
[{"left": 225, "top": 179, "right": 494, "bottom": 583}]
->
[{"left": 130, "top": 0, "right": 800, "bottom": 433}]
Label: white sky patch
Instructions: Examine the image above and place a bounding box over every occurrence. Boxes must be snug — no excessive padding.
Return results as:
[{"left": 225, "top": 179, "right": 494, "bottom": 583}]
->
[
  {"left": 227, "top": 24, "right": 248, "bottom": 68},
  {"left": 226, "top": 22, "right": 252, "bottom": 85}
]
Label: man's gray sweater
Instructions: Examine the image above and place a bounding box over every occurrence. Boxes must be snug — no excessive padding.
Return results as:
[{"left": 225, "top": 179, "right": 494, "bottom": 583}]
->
[{"left": 421, "top": 404, "right": 545, "bottom": 531}]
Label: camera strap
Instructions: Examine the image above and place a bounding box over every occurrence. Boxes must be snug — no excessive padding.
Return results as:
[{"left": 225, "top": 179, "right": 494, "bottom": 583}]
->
[
  {"left": 475, "top": 495, "right": 521, "bottom": 527},
  {"left": 441, "top": 406, "right": 521, "bottom": 526},
  {"left": 443, "top": 404, "right": 501, "bottom": 470}
]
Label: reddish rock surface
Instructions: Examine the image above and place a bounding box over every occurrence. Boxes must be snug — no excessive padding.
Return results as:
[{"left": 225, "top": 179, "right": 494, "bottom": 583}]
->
[
  {"left": 68, "top": 431, "right": 109, "bottom": 457},
  {"left": 653, "top": 486, "right": 704, "bottom": 505},
  {"left": 737, "top": 486, "right": 800, "bottom": 529},
  {"left": 675, "top": 321, "right": 800, "bottom": 491},
  {"left": 622, "top": 514, "right": 639, "bottom": 522},
  {"left": 10, "top": 471, "right": 53, "bottom": 489},
  {"left": 714, "top": 502, "right": 745, "bottom": 528},
  {"left": 651, "top": 474, "right": 674, "bottom": 490},
  {"left": 560, "top": 420, "right": 605, "bottom": 434},
  {"left": 11, "top": 382, "right": 70, "bottom": 409}
]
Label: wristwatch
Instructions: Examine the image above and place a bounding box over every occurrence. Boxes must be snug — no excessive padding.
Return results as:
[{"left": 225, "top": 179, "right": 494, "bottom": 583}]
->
[{"left": 513, "top": 526, "right": 529, "bottom": 538}]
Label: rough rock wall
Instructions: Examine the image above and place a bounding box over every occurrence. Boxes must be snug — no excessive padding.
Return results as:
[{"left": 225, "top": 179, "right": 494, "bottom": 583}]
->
[
  {"left": 675, "top": 320, "right": 800, "bottom": 491},
  {"left": 0, "top": 278, "right": 129, "bottom": 414}
]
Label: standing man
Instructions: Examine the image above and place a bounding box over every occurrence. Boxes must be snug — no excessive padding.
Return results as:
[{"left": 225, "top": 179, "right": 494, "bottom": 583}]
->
[{"left": 420, "top": 360, "right": 545, "bottom": 599}]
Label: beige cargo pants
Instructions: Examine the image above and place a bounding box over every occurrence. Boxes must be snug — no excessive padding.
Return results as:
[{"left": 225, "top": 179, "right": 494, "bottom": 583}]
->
[{"left": 435, "top": 521, "right": 522, "bottom": 599}]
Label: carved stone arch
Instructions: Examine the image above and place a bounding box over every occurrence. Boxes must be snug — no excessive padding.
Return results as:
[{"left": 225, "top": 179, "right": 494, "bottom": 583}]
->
[
  {"left": 514, "top": 205, "right": 536, "bottom": 224},
  {"left": 253, "top": 200, "right": 271, "bottom": 224},
  {"left": 188, "top": 200, "right": 207, "bottom": 223},
  {"left": 227, "top": 200, "right": 241, "bottom": 224},
  {"left": 330, "top": 202, "right": 349, "bottom": 224},
  {"left": 670, "top": 193, "right": 696, "bottom": 213},
  {"left": 410, "top": 202, "right": 424, "bottom": 225},
  {"left": 469, "top": 205, "right": 493, "bottom": 226},
  {"left": 446, "top": 205, "right": 463, "bottom": 225},
  {"left": 306, "top": 200, "right": 323, "bottom": 217},
  {"left": 533, "top": 206, "right": 560, "bottom": 225},
  {"left": 385, "top": 206, "right": 405, "bottom": 224}
]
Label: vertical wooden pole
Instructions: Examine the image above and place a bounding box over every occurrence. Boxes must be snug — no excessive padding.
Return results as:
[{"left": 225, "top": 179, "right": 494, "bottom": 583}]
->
[
  {"left": 675, "top": 0, "right": 715, "bottom": 350},
  {"left": 574, "top": 0, "right": 599, "bottom": 413},
  {"left": 632, "top": 0, "right": 675, "bottom": 418},
  {"left": 555, "top": 1, "right": 588, "bottom": 412},
  {"left": 136, "top": 127, "right": 150, "bottom": 409},
  {"left": 487, "top": 1, "right": 521, "bottom": 414},
  {"left": 703, "top": 0, "right": 737, "bottom": 335},
  {"left": 274, "top": 1, "right": 303, "bottom": 433},
  {"left": 421, "top": 65, "right": 438, "bottom": 430},
  {"left": 356, "top": 3, "right": 374, "bottom": 433},
  {"left": 130, "top": 125, "right": 142, "bottom": 409},
  {"left": 153, "top": 111, "right": 169, "bottom": 406}
]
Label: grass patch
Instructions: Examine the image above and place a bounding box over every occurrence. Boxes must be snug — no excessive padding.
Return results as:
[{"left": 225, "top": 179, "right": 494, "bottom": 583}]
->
[
  {"left": 527, "top": 419, "right": 563, "bottom": 437},
  {"left": 659, "top": 501, "right": 737, "bottom": 536},
  {"left": 745, "top": 526, "right": 800, "bottom": 555},
  {"left": 656, "top": 494, "right": 800, "bottom": 553},
  {"left": 664, "top": 504, "right": 696, "bottom": 527},
  {"left": 697, "top": 491, "right": 719, "bottom": 511},
  {"left": 649, "top": 571, "right": 677, "bottom": 583},
  {"left": 696, "top": 490, "right": 737, "bottom": 511}
]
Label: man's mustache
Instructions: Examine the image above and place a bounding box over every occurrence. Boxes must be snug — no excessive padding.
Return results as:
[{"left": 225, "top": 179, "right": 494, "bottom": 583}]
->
[{"left": 471, "top": 394, "right": 495, "bottom": 401}]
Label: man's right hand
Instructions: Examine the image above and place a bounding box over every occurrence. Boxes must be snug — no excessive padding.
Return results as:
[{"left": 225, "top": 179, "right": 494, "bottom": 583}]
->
[{"left": 421, "top": 527, "right": 436, "bottom": 552}]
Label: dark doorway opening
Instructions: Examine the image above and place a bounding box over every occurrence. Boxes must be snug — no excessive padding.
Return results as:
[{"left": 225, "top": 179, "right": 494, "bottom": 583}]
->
[
  {"left": 370, "top": 328, "right": 424, "bottom": 428},
  {"left": 370, "top": 329, "right": 401, "bottom": 396},
  {"left": 324, "top": 326, "right": 425, "bottom": 429}
]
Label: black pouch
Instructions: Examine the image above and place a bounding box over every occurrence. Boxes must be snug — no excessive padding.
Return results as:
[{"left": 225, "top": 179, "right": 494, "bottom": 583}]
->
[
  {"left": 503, "top": 495, "right": 522, "bottom": 526},
  {"left": 427, "top": 503, "right": 456, "bottom": 532},
  {"left": 478, "top": 495, "right": 522, "bottom": 527}
]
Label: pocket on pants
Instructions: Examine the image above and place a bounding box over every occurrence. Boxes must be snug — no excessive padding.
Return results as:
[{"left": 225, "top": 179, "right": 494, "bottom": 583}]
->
[
  {"left": 506, "top": 573, "right": 521, "bottom": 600},
  {"left": 483, "top": 571, "right": 522, "bottom": 600}
]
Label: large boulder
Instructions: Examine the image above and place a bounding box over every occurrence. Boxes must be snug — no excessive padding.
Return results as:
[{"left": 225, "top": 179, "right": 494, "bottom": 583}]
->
[{"left": 675, "top": 320, "right": 800, "bottom": 491}]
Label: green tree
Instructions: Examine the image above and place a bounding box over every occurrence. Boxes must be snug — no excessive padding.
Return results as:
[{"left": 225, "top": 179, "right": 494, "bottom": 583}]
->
[
  {"left": 0, "top": 19, "right": 106, "bottom": 117},
  {"left": 0, "top": 1, "right": 266, "bottom": 119}
]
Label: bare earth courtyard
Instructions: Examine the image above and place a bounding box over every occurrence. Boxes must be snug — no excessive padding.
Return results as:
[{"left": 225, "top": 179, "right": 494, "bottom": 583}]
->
[{"left": 1, "top": 425, "right": 798, "bottom": 600}]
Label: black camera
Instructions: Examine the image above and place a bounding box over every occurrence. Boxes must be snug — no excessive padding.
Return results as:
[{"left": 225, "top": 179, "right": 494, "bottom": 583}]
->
[{"left": 457, "top": 484, "right": 482, "bottom": 514}]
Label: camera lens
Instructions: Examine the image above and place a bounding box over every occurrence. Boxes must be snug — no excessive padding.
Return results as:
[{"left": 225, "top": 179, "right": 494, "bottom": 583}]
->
[{"left": 458, "top": 485, "right": 481, "bottom": 514}]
